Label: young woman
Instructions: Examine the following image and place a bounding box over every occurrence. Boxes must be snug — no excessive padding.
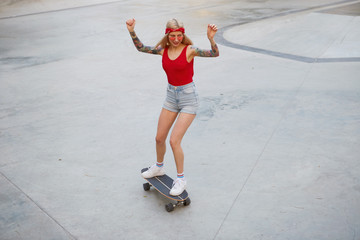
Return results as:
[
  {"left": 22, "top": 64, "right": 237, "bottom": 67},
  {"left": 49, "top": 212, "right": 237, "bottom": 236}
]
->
[{"left": 126, "top": 18, "right": 219, "bottom": 196}]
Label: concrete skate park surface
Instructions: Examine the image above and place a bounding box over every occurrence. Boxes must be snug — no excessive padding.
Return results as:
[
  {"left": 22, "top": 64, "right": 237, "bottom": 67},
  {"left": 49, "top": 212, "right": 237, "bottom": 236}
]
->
[{"left": 1, "top": 0, "right": 359, "bottom": 239}]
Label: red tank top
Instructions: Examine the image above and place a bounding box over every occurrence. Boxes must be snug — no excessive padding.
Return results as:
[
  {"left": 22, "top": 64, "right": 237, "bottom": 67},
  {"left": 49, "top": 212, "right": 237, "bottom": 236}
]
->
[{"left": 162, "top": 45, "right": 194, "bottom": 86}]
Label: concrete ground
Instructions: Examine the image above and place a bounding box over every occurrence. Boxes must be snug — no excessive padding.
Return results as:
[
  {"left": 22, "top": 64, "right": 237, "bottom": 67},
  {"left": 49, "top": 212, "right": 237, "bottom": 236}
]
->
[{"left": 1, "top": 0, "right": 360, "bottom": 239}]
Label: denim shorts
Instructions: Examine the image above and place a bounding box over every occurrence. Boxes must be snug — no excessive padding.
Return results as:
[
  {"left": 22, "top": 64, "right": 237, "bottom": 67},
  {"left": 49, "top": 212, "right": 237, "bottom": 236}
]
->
[{"left": 163, "top": 82, "right": 199, "bottom": 115}]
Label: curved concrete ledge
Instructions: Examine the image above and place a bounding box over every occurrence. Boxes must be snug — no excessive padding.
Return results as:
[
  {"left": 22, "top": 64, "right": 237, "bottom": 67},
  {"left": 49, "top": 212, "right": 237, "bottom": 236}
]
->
[{"left": 216, "top": 1, "right": 360, "bottom": 63}]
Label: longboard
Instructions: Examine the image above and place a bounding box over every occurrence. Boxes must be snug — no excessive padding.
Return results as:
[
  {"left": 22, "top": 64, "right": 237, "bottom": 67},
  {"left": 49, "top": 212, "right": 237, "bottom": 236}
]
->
[{"left": 141, "top": 167, "right": 191, "bottom": 212}]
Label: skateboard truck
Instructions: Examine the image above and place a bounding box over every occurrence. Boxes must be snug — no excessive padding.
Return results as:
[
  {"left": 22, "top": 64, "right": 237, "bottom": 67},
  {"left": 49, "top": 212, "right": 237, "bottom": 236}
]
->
[{"left": 165, "top": 198, "right": 191, "bottom": 212}]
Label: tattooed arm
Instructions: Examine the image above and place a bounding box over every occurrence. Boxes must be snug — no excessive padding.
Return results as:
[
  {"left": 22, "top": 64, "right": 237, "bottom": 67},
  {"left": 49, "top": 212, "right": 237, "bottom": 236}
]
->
[
  {"left": 189, "top": 24, "right": 219, "bottom": 58},
  {"left": 129, "top": 31, "right": 162, "bottom": 55},
  {"left": 191, "top": 40, "right": 219, "bottom": 57},
  {"left": 126, "top": 18, "right": 162, "bottom": 55}
]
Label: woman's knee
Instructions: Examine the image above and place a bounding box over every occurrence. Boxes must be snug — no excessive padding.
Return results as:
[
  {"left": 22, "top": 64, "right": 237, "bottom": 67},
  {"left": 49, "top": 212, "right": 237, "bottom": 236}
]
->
[
  {"left": 169, "top": 136, "right": 181, "bottom": 149},
  {"left": 155, "top": 135, "right": 166, "bottom": 145}
]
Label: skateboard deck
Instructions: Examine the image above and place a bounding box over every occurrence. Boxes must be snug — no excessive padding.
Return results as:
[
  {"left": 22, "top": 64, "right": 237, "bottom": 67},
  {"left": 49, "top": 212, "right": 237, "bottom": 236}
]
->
[{"left": 141, "top": 167, "right": 191, "bottom": 212}]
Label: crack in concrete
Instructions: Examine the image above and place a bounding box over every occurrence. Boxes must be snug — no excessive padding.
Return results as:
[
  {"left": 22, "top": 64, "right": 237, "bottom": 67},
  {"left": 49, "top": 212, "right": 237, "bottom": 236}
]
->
[{"left": 0, "top": 171, "right": 78, "bottom": 240}]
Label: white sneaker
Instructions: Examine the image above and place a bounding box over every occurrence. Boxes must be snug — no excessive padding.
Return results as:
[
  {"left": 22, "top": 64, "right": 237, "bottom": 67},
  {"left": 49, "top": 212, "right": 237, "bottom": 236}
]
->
[
  {"left": 170, "top": 178, "right": 187, "bottom": 196},
  {"left": 141, "top": 164, "right": 165, "bottom": 178}
]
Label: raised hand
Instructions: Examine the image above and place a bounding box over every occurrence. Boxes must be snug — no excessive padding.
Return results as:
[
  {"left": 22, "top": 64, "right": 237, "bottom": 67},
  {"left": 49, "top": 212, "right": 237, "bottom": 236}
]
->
[
  {"left": 207, "top": 24, "right": 218, "bottom": 40},
  {"left": 126, "top": 18, "right": 136, "bottom": 32}
]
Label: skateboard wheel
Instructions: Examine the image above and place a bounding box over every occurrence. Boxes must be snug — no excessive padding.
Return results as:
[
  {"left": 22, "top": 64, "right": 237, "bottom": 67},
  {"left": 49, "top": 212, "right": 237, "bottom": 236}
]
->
[
  {"left": 165, "top": 203, "right": 174, "bottom": 212},
  {"left": 143, "top": 183, "right": 151, "bottom": 191},
  {"left": 184, "top": 198, "right": 191, "bottom": 206}
]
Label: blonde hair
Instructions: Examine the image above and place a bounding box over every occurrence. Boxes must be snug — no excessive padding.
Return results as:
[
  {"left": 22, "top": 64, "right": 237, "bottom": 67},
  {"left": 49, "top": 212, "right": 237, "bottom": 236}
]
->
[{"left": 155, "top": 18, "right": 193, "bottom": 49}]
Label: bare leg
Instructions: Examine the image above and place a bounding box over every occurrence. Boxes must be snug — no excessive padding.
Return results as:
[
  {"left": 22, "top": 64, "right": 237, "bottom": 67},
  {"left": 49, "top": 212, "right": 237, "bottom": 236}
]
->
[
  {"left": 155, "top": 108, "right": 178, "bottom": 163},
  {"left": 169, "top": 113, "right": 196, "bottom": 174}
]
